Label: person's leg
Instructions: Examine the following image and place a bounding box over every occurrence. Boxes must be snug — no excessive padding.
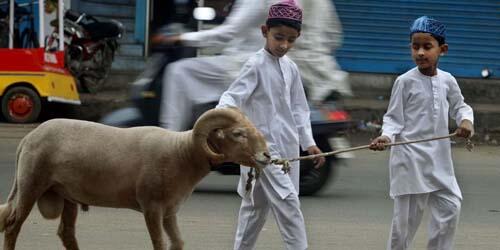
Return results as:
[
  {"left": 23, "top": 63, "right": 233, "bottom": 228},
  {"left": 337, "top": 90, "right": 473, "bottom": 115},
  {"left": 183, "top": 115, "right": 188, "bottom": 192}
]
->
[
  {"left": 160, "top": 60, "right": 191, "bottom": 131},
  {"left": 159, "top": 56, "right": 230, "bottom": 131},
  {"left": 260, "top": 172, "right": 308, "bottom": 250},
  {"left": 426, "top": 190, "right": 461, "bottom": 250},
  {"left": 387, "top": 193, "right": 429, "bottom": 250},
  {"left": 234, "top": 179, "right": 271, "bottom": 250}
]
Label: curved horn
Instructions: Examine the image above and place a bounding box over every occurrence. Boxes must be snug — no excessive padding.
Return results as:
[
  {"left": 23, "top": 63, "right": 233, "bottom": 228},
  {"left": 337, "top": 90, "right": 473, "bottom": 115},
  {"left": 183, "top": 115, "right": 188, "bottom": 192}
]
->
[{"left": 192, "top": 107, "right": 243, "bottom": 160}]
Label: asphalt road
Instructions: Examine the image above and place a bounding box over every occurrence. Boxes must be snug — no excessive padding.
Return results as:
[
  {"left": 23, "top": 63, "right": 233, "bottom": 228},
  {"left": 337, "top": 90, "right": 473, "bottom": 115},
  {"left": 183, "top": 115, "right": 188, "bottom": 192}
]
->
[{"left": 0, "top": 123, "right": 499, "bottom": 250}]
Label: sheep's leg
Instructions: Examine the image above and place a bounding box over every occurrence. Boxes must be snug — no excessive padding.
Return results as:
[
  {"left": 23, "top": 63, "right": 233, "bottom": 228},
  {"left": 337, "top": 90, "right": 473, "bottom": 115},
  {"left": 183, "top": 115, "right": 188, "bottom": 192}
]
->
[
  {"left": 163, "top": 214, "right": 184, "bottom": 250},
  {"left": 144, "top": 207, "right": 166, "bottom": 250},
  {"left": 3, "top": 191, "right": 38, "bottom": 250},
  {"left": 57, "top": 200, "right": 80, "bottom": 250}
]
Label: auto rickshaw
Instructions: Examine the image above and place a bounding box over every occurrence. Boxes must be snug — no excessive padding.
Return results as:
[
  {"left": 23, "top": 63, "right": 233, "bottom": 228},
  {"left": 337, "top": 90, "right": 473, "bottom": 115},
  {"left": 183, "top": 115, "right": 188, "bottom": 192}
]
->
[{"left": 0, "top": 0, "right": 80, "bottom": 123}]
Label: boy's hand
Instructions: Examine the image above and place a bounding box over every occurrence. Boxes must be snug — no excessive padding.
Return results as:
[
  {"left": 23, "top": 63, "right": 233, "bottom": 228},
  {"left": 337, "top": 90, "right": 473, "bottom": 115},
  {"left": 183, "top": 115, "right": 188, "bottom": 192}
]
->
[
  {"left": 456, "top": 119, "right": 474, "bottom": 138},
  {"left": 369, "top": 136, "right": 391, "bottom": 151},
  {"left": 307, "top": 146, "right": 325, "bottom": 169}
]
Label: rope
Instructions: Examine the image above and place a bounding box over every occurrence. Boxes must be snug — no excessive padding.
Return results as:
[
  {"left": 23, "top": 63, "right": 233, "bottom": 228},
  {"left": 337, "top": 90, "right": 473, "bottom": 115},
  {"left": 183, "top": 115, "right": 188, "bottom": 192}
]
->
[
  {"left": 246, "top": 132, "right": 473, "bottom": 191},
  {"left": 271, "top": 132, "right": 473, "bottom": 173}
]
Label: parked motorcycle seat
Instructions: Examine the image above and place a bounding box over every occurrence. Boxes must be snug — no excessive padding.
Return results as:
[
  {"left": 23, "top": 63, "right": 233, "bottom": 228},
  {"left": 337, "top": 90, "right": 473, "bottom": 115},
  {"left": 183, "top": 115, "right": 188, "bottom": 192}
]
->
[{"left": 84, "top": 22, "right": 122, "bottom": 41}]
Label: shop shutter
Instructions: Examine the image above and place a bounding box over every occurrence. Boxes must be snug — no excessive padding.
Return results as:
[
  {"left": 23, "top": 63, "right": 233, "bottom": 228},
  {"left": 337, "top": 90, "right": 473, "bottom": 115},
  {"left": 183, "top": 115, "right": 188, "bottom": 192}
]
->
[{"left": 334, "top": 0, "right": 500, "bottom": 78}]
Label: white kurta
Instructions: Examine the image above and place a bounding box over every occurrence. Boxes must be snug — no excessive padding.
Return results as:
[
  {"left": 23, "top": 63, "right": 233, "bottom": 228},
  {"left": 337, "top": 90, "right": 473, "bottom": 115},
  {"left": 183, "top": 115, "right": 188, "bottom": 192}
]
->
[
  {"left": 217, "top": 49, "right": 316, "bottom": 199},
  {"left": 382, "top": 67, "right": 474, "bottom": 199},
  {"left": 288, "top": 0, "right": 352, "bottom": 100},
  {"left": 181, "top": 0, "right": 278, "bottom": 77}
]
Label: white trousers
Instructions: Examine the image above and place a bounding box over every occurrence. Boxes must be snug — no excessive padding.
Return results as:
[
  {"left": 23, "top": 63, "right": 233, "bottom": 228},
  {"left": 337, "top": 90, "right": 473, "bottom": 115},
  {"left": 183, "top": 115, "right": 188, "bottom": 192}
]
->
[
  {"left": 234, "top": 171, "right": 308, "bottom": 250},
  {"left": 159, "top": 56, "right": 232, "bottom": 131},
  {"left": 387, "top": 189, "right": 461, "bottom": 250}
]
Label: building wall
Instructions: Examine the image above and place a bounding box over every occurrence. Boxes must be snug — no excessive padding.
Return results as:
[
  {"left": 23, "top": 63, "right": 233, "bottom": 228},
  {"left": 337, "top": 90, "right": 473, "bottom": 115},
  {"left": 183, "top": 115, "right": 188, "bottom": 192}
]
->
[{"left": 334, "top": 0, "right": 500, "bottom": 79}]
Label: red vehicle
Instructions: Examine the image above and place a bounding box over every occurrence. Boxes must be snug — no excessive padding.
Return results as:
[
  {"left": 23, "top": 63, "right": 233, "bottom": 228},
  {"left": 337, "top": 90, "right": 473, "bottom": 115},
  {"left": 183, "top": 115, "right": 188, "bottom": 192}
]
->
[{"left": 0, "top": 0, "right": 80, "bottom": 123}]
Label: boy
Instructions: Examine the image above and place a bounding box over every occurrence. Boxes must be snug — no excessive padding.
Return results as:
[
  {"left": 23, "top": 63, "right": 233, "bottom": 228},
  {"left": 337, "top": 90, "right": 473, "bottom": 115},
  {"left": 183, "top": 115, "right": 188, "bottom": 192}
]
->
[
  {"left": 216, "top": 1, "right": 325, "bottom": 249},
  {"left": 370, "top": 16, "right": 474, "bottom": 250}
]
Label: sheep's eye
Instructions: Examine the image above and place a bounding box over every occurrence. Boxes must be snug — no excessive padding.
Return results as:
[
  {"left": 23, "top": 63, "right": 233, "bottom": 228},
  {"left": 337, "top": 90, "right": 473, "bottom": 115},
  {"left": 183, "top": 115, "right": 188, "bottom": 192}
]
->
[{"left": 232, "top": 128, "right": 248, "bottom": 140}]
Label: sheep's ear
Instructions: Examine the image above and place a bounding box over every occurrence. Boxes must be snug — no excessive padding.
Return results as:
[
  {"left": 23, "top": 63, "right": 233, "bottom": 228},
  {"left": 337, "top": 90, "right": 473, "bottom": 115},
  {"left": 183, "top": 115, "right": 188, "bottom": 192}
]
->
[{"left": 214, "top": 128, "right": 225, "bottom": 139}]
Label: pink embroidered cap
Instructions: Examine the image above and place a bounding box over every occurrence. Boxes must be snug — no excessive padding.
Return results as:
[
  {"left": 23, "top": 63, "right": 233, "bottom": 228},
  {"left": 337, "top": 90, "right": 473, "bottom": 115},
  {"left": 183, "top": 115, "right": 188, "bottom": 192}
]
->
[{"left": 267, "top": 0, "right": 302, "bottom": 24}]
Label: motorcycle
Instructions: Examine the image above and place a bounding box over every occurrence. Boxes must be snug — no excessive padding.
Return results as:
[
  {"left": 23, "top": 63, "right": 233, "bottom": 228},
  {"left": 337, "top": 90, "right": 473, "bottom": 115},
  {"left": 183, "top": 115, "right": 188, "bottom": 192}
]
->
[
  {"left": 100, "top": 24, "right": 356, "bottom": 196},
  {"left": 46, "top": 10, "right": 124, "bottom": 93}
]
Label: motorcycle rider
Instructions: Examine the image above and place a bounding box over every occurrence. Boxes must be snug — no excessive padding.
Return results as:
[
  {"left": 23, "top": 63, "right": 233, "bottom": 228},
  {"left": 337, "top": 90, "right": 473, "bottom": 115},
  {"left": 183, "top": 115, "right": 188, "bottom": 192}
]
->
[{"left": 154, "top": 0, "right": 352, "bottom": 131}]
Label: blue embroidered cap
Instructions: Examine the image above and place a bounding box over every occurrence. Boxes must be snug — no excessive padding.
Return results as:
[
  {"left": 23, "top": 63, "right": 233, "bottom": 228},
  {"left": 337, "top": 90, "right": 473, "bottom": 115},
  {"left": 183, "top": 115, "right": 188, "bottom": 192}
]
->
[{"left": 410, "top": 16, "right": 446, "bottom": 41}]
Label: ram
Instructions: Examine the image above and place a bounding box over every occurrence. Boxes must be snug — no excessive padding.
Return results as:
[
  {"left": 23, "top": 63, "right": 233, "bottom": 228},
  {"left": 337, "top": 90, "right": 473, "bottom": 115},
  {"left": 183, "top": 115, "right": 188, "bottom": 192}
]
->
[{"left": 0, "top": 107, "right": 270, "bottom": 250}]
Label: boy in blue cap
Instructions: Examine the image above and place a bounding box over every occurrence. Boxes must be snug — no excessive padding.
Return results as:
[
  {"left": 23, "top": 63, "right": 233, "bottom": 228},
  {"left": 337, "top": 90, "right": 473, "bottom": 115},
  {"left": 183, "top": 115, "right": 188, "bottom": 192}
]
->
[{"left": 370, "top": 16, "right": 474, "bottom": 250}]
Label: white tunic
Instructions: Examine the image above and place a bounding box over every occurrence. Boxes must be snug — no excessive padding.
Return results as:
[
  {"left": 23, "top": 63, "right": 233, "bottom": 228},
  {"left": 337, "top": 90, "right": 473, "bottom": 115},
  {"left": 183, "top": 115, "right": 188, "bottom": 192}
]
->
[
  {"left": 217, "top": 49, "right": 316, "bottom": 199},
  {"left": 288, "top": 0, "right": 352, "bottom": 100},
  {"left": 382, "top": 67, "right": 474, "bottom": 199}
]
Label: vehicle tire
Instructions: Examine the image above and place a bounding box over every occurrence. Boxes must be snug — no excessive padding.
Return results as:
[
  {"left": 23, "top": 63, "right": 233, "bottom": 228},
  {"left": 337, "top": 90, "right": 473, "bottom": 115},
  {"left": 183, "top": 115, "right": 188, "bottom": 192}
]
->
[
  {"left": 299, "top": 137, "right": 338, "bottom": 196},
  {"left": 81, "top": 75, "right": 105, "bottom": 93},
  {"left": 1, "top": 86, "right": 42, "bottom": 123},
  {"left": 102, "top": 44, "right": 115, "bottom": 69}
]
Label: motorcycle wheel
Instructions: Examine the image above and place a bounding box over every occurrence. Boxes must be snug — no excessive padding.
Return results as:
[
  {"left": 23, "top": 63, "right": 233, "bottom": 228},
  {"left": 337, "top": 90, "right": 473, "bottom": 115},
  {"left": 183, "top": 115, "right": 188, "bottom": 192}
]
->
[
  {"left": 1, "top": 86, "right": 42, "bottom": 123},
  {"left": 81, "top": 46, "right": 114, "bottom": 93},
  {"left": 299, "top": 137, "right": 338, "bottom": 196},
  {"left": 81, "top": 75, "right": 105, "bottom": 93},
  {"left": 102, "top": 44, "right": 115, "bottom": 68}
]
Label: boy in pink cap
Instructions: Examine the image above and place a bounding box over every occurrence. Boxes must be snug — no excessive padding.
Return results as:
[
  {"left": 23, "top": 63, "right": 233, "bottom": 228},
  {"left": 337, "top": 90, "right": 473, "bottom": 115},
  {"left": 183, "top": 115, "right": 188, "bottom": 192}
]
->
[{"left": 217, "top": 1, "right": 324, "bottom": 249}]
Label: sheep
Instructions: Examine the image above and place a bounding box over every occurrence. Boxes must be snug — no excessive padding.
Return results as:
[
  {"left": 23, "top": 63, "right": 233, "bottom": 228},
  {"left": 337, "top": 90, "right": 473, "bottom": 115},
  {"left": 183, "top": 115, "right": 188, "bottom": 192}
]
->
[{"left": 0, "top": 107, "right": 270, "bottom": 250}]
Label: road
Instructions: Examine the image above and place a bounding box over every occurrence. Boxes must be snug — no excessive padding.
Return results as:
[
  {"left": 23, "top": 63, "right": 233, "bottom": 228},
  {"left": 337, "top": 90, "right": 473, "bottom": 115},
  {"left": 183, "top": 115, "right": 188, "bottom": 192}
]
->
[{"left": 0, "top": 123, "right": 499, "bottom": 249}]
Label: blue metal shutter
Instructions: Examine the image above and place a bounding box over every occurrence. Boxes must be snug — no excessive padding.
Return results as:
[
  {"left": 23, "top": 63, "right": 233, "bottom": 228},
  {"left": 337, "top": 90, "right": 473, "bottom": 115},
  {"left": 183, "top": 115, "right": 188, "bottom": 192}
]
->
[{"left": 334, "top": 0, "right": 500, "bottom": 78}]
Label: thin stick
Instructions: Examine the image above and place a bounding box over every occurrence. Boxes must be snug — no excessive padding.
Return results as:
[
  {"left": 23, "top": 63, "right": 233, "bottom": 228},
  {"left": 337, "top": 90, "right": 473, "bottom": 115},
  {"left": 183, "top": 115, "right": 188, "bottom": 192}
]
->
[{"left": 271, "top": 132, "right": 458, "bottom": 165}]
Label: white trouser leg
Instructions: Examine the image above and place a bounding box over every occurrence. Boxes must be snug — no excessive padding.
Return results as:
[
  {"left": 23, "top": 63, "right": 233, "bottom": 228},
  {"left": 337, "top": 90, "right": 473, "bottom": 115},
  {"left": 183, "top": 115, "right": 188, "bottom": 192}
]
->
[
  {"left": 234, "top": 180, "right": 270, "bottom": 250},
  {"left": 160, "top": 60, "right": 193, "bottom": 131},
  {"left": 234, "top": 171, "right": 308, "bottom": 250},
  {"left": 426, "top": 190, "right": 461, "bottom": 250},
  {"left": 387, "top": 193, "right": 428, "bottom": 250},
  {"left": 266, "top": 192, "right": 307, "bottom": 249}
]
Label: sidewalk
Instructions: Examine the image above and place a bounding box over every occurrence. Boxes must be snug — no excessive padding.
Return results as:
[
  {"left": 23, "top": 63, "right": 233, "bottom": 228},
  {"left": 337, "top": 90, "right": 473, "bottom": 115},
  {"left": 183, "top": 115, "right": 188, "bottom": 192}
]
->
[{"left": 345, "top": 72, "right": 500, "bottom": 144}]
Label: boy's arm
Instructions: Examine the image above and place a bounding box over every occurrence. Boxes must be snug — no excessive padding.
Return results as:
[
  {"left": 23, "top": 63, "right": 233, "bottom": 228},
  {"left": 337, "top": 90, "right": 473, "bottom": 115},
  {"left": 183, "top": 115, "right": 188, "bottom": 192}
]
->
[
  {"left": 290, "top": 69, "right": 315, "bottom": 150},
  {"left": 216, "top": 63, "right": 258, "bottom": 109},
  {"left": 370, "top": 78, "right": 405, "bottom": 151},
  {"left": 381, "top": 78, "right": 406, "bottom": 142},
  {"left": 448, "top": 77, "right": 474, "bottom": 137},
  {"left": 290, "top": 70, "right": 325, "bottom": 168}
]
